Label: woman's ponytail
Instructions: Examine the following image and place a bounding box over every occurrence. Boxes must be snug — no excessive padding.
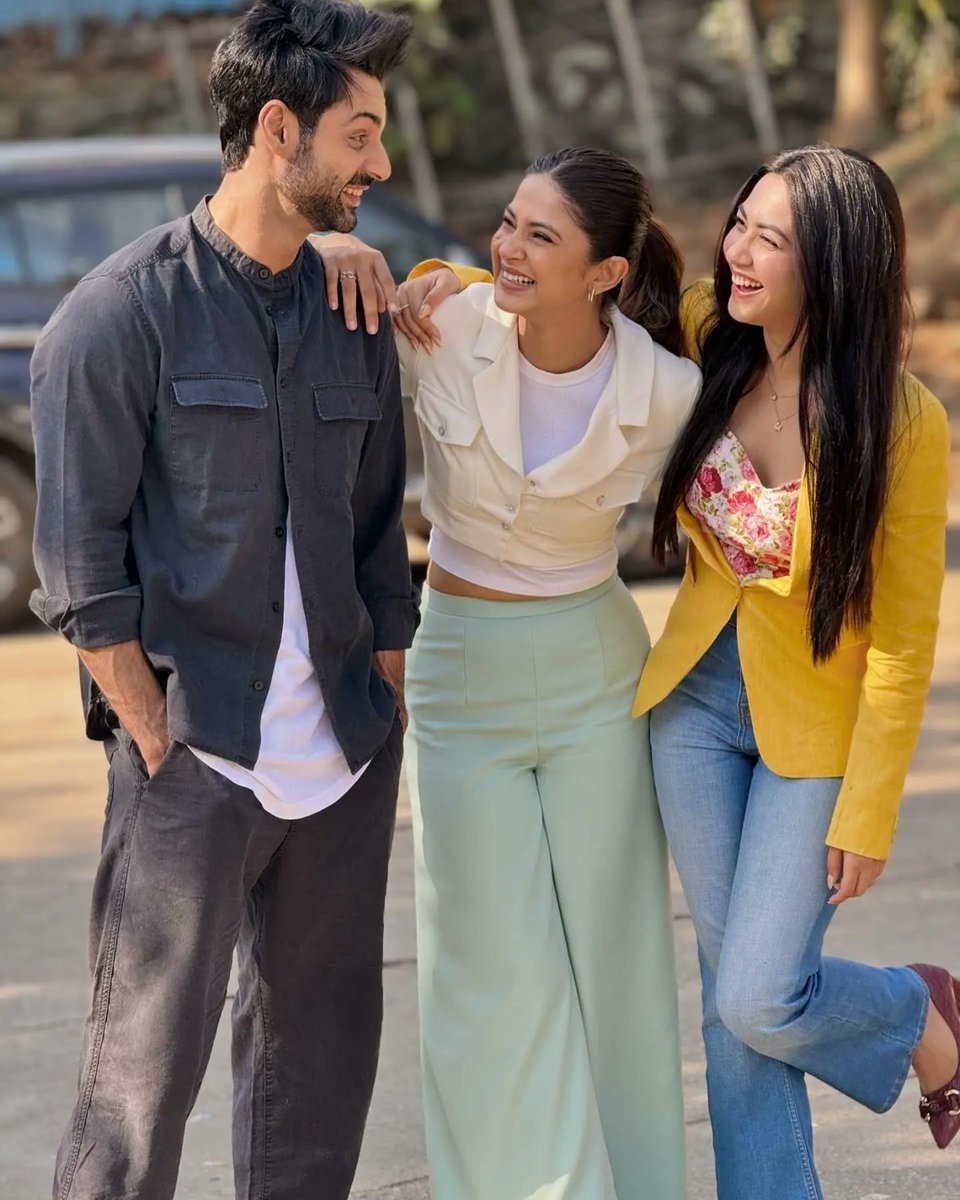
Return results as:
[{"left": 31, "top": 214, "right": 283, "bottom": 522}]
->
[{"left": 618, "top": 217, "right": 684, "bottom": 356}]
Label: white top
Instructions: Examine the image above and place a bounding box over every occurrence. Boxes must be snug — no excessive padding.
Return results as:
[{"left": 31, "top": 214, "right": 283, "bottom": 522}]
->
[
  {"left": 398, "top": 284, "right": 702, "bottom": 572},
  {"left": 429, "top": 330, "right": 618, "bottom": 594},
  {"left": 519, "top": 329, "right": 615, "bottom": 474},
  {"left": 190, "top": 519, "right": 368, "bottom": 819}
]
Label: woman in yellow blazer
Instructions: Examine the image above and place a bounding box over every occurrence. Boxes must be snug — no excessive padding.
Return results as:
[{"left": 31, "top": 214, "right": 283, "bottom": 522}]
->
[{"left": 636, "top": 145, "right": 957, "bottom": 1198}]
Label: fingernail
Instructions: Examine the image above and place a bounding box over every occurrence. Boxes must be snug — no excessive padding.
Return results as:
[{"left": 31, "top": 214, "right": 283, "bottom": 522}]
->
[
  {"left": 826, "top": 875, "right": 835, "bottom": 890},
  {"left": 347, "top": 320, "right": 357, "bottom": 331},
  {"left": 367, "top": 324, "right": 377, "bottom": 335}
]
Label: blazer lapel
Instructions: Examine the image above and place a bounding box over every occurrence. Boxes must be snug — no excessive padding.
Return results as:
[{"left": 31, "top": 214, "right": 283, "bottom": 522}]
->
[
  {"left": 517, "top": 307, "right": 655, "bottom": 497},
  {"left": 472, "top": 300, "right": 525, "bottom": 477},
  {"left": 770, "top": 471, "right": 811, "bottom": 594}
]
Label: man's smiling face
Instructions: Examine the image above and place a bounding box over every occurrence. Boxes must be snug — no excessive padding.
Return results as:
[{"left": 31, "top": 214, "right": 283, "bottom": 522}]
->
[{"left": 279, "top": 70, "right": 391, "bottom": 233}]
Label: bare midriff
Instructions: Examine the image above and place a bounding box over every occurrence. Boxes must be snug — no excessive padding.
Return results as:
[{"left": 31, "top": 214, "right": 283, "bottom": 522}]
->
[{"left": 426, "top": 561, "right": 542, "bottom": 602}]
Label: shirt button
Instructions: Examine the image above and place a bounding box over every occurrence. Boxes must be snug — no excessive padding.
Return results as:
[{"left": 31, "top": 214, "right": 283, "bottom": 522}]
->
[
  {"left": 258, "top": 267, "right": 270, "bottom": 280},
  {"left": 279, "top": 377, "right": 288, "bottom": 389},
  {"left": 596, "top": 495, "right": 606, "bottom": 507},
  {"left": 501, "top": 521, "right": 510, "bottom": 532},
  {"left": 265, "top": 304, "right": 273, "bottom": 315},
  {"left": 275, "top": 526, "right": 285, "bottom": 538},
  {"left": 506, "top": 503, "right": 516, "bottom": 513},
  {"left": 252, "top": 680, "right": 266, "bottom": 691},
  {"left": 437, "top": 423, "right": 446, "bottom": 437}
]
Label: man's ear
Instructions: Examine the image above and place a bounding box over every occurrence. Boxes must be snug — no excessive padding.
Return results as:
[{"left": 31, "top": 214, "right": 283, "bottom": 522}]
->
[{"left": 257, "top": 100, "right": 299, "bottom": 162}]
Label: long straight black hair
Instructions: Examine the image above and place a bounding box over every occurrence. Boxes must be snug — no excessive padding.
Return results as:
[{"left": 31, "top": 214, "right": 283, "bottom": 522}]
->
[
  {"left": 527, "top": 148, "right": 684, "bottom": 356},
  {"left": 652, "top": 144, "right": 911, "bottom": 662}
]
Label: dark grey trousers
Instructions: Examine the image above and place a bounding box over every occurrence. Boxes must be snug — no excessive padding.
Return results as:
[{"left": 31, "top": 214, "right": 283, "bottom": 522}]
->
[{"left": 54, "top": 720, "right": 402, "bottom": 1200}]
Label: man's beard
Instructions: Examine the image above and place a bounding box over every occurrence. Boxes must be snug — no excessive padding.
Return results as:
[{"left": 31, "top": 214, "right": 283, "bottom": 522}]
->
[{"left": 280, "top": 141, "right": 370, "bottom": 234}]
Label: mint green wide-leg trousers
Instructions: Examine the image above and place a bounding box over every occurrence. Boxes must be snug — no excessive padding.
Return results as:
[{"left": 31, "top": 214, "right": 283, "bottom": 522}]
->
[{"left": 405, "top": 576, "right": 685, "bottom": 1200}]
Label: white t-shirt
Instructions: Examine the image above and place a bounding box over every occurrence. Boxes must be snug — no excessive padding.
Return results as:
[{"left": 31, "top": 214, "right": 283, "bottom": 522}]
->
[
  {"left": 190, "top": 519, "right": 368, "bottom": 818},
  {"left": 518, "top": 328, "right": 615, "bottom": 474}
]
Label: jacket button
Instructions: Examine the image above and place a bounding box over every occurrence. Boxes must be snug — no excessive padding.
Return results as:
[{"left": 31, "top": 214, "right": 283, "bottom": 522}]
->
[
  {"left": 258, "top": 267, "right": 270, "bottom": 280},
  {"left": 437, "top": 423, "right": 446, "bottom": 437},
  {"left": 275, "top": 526, "right": 285, "bottom": 538},
  {"left": 253, "top": 680, "right": 266, "bottom": 691},
  {"left": 596, "top": 495, "right": 606, "bottom": 507},
  {"left": 272, "top": 601, "right": 281, "bottom": 613}
]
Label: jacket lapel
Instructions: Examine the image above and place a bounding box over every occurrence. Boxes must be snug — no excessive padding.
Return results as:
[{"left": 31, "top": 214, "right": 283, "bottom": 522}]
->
[
  {"left": 472, "top": 298, "right": 525, "bottom": 477},
  {"left": 507, "top": 306, "right": 656, "bottom": 496}
]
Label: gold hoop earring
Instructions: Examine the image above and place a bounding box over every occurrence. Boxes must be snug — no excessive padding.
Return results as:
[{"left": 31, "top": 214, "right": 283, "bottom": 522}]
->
[{"left": 588, "top": 285, "right": 596, "bottom": 303}]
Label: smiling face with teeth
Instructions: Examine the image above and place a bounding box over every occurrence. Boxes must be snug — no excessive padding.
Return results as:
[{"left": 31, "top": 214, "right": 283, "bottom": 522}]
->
[
  {"left": 276, "top": 69, "right": 391, "bottom": 235},
  {"left": 489, "top": 173, "right": 625, "bottom": 320},
  {"left": 722, "top": 172, "right": 802, "bottom": 342}
]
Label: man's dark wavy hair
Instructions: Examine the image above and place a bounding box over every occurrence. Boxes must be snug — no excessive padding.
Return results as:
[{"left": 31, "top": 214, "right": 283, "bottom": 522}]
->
[{"left": 209, "top": 0, "right": 412, "bottom": 171}]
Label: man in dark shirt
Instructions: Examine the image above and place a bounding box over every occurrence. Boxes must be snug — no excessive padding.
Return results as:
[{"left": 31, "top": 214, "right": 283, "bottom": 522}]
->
[{"left": 30, "top": 3, "right": 415, "bottom": 1196}]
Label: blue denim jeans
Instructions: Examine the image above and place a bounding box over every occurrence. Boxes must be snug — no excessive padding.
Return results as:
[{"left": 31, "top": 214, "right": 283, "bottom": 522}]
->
[{"left": 650, "top": 619, "right": 929, "bottom": 1200}]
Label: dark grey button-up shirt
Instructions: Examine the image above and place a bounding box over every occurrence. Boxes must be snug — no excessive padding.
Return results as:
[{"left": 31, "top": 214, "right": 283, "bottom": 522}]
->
[{"left": 30, "top": 201, "right": 418, "bottom": 772}]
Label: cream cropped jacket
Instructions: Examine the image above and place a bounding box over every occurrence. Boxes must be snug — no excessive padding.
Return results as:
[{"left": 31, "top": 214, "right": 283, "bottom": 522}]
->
[{"left": 397, "top": 283, "right": 702, "bottom": 569}]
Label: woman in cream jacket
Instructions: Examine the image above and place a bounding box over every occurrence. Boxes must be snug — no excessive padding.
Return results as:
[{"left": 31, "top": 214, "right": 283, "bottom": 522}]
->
[{"left": 318, "top": 147, "right": 700, "bottom": 1200}]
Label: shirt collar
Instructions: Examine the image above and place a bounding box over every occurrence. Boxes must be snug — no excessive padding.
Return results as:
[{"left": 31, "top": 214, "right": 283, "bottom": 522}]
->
[{"left": 191, "top": 198, "right": 303, "bottom": 292}]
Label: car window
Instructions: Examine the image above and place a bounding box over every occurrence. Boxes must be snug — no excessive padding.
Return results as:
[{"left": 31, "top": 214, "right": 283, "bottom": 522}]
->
[
  {"left": 10, "top": 186, "right": 181, "bottom": 288},
  {"left": 353, "top": 205, "right": 436, "bottom": 280},
  {"left": 0, "top": 211, "right": 19, "bottom": 284}
]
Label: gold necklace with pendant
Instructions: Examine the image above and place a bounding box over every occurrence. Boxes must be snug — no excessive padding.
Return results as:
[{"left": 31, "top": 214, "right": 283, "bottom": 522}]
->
[{"left": 766, "top": 369, "right": 799, "bottom": 433}]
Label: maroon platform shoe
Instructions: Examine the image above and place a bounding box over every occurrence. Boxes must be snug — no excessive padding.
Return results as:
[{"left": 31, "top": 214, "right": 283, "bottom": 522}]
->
[{"left": 909, "top": 963, "right": 960, "bottom": 1149}]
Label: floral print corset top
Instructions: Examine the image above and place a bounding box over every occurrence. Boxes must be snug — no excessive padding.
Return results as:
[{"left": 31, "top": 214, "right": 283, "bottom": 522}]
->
[{"left": 686, "top": 430, "right": 801, "bottom": 584}]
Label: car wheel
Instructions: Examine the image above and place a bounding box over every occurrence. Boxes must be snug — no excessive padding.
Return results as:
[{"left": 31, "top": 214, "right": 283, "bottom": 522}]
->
[{"left": 0, "top": 457, "right": 38, "bottom": 631}]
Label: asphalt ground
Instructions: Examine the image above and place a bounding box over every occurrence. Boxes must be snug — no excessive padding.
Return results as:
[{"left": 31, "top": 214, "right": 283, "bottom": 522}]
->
[{"left": 1, "top": 523, "right": 958, "bottom": 1199}]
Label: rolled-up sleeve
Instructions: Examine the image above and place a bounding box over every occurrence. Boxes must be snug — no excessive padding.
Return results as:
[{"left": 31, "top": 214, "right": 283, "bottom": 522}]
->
[
  {"left": 30, "top": 272, "right": 157, "bottom": 648},
  {"left": 352, "top": 331, "right": 420, "bottom": 650}
]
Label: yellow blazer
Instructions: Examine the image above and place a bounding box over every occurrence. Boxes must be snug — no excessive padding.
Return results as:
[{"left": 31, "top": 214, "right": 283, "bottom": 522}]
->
[{"left": 633, "top": 281, "right": 949, "bottom": 860}]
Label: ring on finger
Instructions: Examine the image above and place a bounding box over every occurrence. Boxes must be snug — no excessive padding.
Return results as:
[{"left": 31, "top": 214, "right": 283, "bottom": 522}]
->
[
  {"left": 340, "top": 270, "right": 357, "bottom": 280},
  {"left": 397, "top": 303, "right": 411, "bottom": 311}
]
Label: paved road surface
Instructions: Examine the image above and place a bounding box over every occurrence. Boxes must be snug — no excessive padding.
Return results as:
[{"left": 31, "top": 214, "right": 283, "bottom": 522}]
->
[{"left": 1, "top": 524, "right": 958, "bottom": 1199}]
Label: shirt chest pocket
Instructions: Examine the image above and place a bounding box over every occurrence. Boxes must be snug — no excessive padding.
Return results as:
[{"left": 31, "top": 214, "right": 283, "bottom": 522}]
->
[
  {"left": 314, "top": 383, "right": 380, "bottom": 497},
  {"left": 533, "top": 469, "right": 648, "bottom": 544},
  {"left": 414, "top": 381, "right": 483, "bottom": 509},
  {"left": 170, "top": 374, "right": 269, "bottom": 494}
]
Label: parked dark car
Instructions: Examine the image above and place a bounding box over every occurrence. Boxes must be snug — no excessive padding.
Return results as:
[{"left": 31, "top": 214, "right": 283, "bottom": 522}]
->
[{"left": 0, "top": 136, "right": 671, "bottom": 631}]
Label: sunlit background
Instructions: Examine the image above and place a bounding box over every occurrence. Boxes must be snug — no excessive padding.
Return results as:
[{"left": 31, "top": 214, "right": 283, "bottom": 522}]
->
[{"left": 0, "top": 4, "right": 957, "bottom": 1198}]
